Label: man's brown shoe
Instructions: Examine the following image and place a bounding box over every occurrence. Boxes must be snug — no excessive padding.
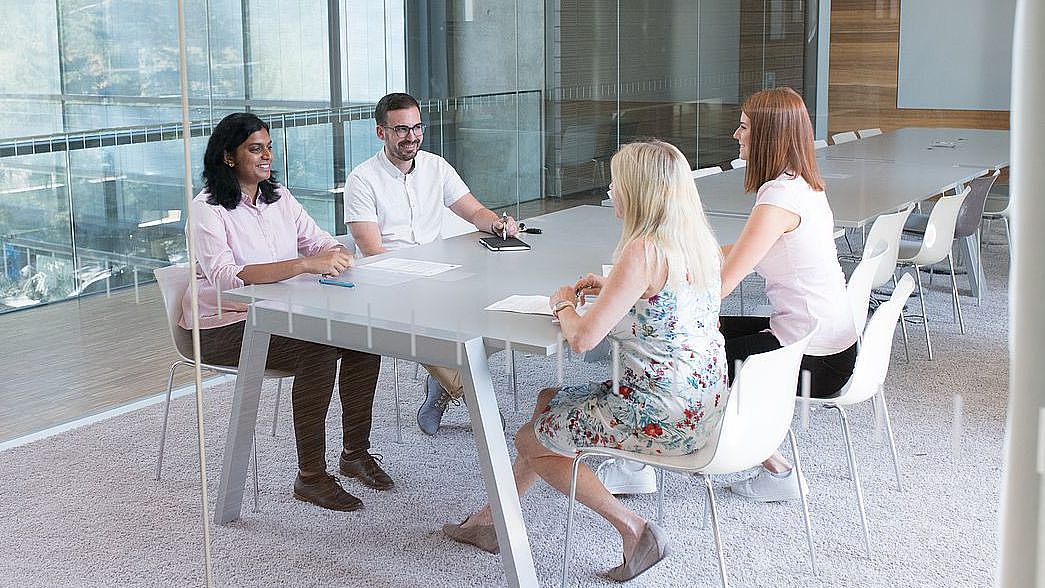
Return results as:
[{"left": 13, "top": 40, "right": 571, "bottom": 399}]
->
[
  {"left": 292, "top": 473, "right": 363, "bottom": 511},
  {"left": 339, "top": 452, "right": 395, "bottom": 491}
]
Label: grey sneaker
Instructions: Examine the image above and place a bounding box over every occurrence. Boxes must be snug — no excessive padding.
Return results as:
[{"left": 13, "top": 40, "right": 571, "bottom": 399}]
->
[{"left": 418, "top": 376, "right": 455, "bottom": 436}]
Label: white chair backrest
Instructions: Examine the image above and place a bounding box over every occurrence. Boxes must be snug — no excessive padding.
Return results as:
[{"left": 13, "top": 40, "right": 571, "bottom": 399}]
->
[
  {"left": 333, "top": 233, "right": 356, "bottom": 255},
  {"left": 862, "top": 205, "right": 913, "bottom": 289},
  {"left": 705, "top": 330, "right": 815, "bottom": 475},
  {"left": 857, "top": 128, "right": 883, "bottom": 138},
  {"left": 847, "top": 244, "right": 888, "bottom": 336},
  {"left": 692, "top": 166, "right": 723, "bottom": 179},
  {"left": 900, "top": 187, "right": 969, "bottom": 265},
  {"left": 440, "top": 208, "right": 477, "bottom": 238},
  {"left": 833, "top": 274, "right": 915, "bottom": 406},
  {"left": 730, "top": 158, "right": 746, "bottom": 169},
  {"left": 154, "top": 265, "right": 194, "bottom": 362},
  {"left": 832, "top": 131, "right": 858, "bottom": 144},
  {"left": 813, "top": 139, "right": 828, "bottom": 149}
]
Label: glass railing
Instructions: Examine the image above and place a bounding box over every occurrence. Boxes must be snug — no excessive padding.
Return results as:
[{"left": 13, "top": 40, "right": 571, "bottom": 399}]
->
[{"left": 0, "top": 90, "right": 543, "bottom": 313}]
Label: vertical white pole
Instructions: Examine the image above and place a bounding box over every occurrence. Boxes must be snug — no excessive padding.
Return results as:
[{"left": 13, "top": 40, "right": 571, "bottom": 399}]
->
[{"left": 999, "top": 1, "right": 1045, "bottom": 585}]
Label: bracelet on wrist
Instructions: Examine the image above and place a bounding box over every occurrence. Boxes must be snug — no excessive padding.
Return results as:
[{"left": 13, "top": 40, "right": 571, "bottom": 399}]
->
[{"left": 552, "top": 300, "right": 576, "bottom": 317}]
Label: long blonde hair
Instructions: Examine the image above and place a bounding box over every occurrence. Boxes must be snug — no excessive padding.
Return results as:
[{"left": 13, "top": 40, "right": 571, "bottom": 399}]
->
[{"left": 610, "top": 140, "right": 721, "bottom": 291}]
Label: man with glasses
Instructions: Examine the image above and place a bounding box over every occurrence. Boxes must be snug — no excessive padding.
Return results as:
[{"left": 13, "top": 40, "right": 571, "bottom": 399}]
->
[{"left": 345, "top": 92, "right": 518, "bottom": 436}]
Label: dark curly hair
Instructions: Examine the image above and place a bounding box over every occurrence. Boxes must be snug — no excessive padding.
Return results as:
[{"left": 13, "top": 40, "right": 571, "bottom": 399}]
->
[{"left": 202, "top": 112, "right": 281, "bottom": 210}]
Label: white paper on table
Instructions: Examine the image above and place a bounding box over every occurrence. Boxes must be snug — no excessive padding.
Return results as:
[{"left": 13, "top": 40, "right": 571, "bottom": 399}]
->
[
  {"left": 484, "top": 295, "right": 553, "bottom": 316},
  {"left": 361, "top": 257, "right": 461, "bottom": 277},
  {"left": 601, "top": 264, "right": 613, "bottom": 277}
]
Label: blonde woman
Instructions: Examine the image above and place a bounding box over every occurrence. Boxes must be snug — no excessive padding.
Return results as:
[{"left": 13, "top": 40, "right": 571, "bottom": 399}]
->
[{"left": 444, "top": 140, "right": 727, "bottom": 582}]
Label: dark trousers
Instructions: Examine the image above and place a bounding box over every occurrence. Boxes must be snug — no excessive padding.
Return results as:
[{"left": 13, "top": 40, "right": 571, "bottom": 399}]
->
[
  {"left": 188, "top": 322, "right": 381, "bottom": 474},
  {"left": 720, "top": 316, "right": 857, "bottom": 399}
]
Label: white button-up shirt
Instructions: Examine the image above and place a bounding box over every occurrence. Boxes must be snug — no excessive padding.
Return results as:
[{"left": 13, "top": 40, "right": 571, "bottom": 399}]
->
[{"left": 344, "top": 148, "right": 470, "bottom": 251}]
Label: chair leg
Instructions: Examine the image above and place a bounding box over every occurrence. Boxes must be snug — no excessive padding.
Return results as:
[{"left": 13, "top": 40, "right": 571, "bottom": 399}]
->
[
  {"left": 913, "top": 265, "right": 933, "bottom": 360},
  {"left": 509, "top": 349, "right": 519, "bottom": 413},
  {"left": 837, "top": 406, "right": 872, "bottom": 556},
  {"left": 787, "top": 429, "right": 818, "bottom": 574},
  {"left": 155, "top": 360, "right": 188, "bottom": 481},
  {"left": 561, "top": 454, "right": 586, "bottom": 588},
  {"left": 251, "top": 433, "right": 260, "bottom": 513},
  {"left": 703, "top": 475, "right": 729, "bottom": 588},
  {"left": 392, "top": 358, "right": 403, "bottom": 444},
  {"left": 655, "top": 469, "right": 665, "bottom": 525},
  {"left": 413, "top": 361, "right": 421, "bottom": 381},
  {"left": 948, "top": 254, "right": 965, "bottom": 335},
  {"left": 1003, "top": 218, "right": 1012, "bottom": 259},
  {"left": 270, "top": 378, "right": 284, "bottom": 436},
  {"left": 828, "top": 405, "right": 853, "bottom": 480},
  {"left": 893, "top": 275, "right": 911, "bottom": 363},
  {"left": 877, "top": 391, "right": 904, "bottom": 492}
]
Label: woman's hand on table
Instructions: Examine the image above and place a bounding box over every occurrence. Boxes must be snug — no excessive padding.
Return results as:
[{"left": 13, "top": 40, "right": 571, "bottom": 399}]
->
[{"left": 307, "top": 248, "right": 354, "bottom": 277}]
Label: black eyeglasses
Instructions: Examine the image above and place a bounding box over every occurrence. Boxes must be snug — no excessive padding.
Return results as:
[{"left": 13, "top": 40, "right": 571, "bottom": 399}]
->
[{"left": 383, "top": 123, "right": 426, "bottom": 138}]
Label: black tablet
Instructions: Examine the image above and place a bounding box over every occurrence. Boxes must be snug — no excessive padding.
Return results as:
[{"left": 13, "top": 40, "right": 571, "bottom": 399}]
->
[{"left": 479, "top": 235, "right": 531, "bottom": 251}]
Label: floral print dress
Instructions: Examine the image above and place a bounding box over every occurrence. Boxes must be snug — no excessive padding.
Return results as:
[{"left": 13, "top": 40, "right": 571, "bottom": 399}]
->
[{"left": 535, "top": 275, "right": 728, "bottom": 457}]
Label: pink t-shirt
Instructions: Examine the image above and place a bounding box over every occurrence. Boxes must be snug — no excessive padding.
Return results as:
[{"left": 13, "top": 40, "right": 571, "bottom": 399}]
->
[
  {"left": 753, "top": 174, "right": 857, "bottom": 356},
  {"left": 180, "top": 187, "right": 340, "bottom": 329}
]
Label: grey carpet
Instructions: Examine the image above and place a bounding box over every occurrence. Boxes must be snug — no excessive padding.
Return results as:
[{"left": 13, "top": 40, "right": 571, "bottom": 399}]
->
[{"left": 0, "top": 235, "right": 1010, "bottom": 587}]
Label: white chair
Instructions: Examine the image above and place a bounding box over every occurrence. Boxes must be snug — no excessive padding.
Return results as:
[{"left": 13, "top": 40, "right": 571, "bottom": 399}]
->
[
  {"left": 857, "top": 128, "right": 883, "bottom": 138},
  {"left": 729, "top": 158, "right": 746, "bottom": 169},
  {"left": 692, "top": 166, "right": 723, "bottom": 179},
  {"left": 153, "top": 265, "right": 290, "bottom": 511},
  {"left": 896, "top": 187, "right": 970, "bottom": 360},
  {"left": 846, "top": 244, "right": 889, "bottom": 337},
  {"left": 805, "top": 274, "right": 915, "bottom": 556},
  {"left": 981, "top": 178, "right": 1011, "bottom": 257},
  {"left": 560, "top": 332, "right": 816, "bottom": 588},
  {"left": 813, "top": 139, "right": 828, "bottom": 150},
  {"left": 841, "top": 205, "right": 915, "bottom": 360},
  {"left": 832, "top": 131, "right": 858, "bottom": 144}
]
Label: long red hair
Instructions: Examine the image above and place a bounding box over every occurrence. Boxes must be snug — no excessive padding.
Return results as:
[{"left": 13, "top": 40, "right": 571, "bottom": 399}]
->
[{"left": 742, "top": 87, "right": 824, "bottom": 193}]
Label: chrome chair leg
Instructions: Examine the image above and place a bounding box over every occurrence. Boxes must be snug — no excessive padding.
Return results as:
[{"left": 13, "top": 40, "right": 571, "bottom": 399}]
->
[
  {"left": 893, "top": 275, "right": 911, "bottom": 363},
  {"left": 155, "top": 360, "right": 188, "bottom": 480},
  {"left": 703, "top": 475, "right": 729, "bottom": 588},
  {"left": 413, "top": 361, "right": 421, "bottom": 381},
  {"left": 837, "top": 406, "right": 872, "bottom": 556},
  {"left": 948, "top": 254, "right": 965, "bottom": 334},
  {"left": 251, "top": 433, "right": 260, "bottom": 513},
  {"left": 913, "top": 265, "right": 933, "bottom": 360},
  {"left": 392, "top": 358, "right": 403, "bottom": 444},
  {"left": 829, "top": 405, "right": 853, "bottom": 480},
  {"left": 655, "top": 469, "right": 665, "bottom": 525},
  {"left": 787, "top": 428, "right": 818, "bottom": 574},
  {"left": 878, "top": 391, "right": 904, "bottom": 492},
  {"left": 561, "top": 454, "right": 586, "bottom": 588},
  {"left": 509, "top": 349, "right": 519, "bottom": 413},
  {"left": 270, "top": 378, "right": 284, "bottom": 436}
]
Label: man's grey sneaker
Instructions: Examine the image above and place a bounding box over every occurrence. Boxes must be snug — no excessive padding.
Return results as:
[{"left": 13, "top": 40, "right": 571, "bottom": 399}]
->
[{"left": 418, "top": 376, "right": 455, "bottom": 436}]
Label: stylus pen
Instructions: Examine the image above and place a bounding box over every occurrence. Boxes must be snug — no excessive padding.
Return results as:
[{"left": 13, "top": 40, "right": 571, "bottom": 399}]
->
[{"left": 319, "top": 277, "right": 355, "bottom": 288}]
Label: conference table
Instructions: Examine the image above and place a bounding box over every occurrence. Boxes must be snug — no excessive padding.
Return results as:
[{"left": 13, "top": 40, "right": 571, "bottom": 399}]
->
[
  {"left": 213, "top": 205, "right": 747, "bottom": 587},
  {"left": 822, "top": 127, "right": 1010, "bottom": 170},
  {"left": 693, "top": 158, "right": 988, "bottom": 228}
]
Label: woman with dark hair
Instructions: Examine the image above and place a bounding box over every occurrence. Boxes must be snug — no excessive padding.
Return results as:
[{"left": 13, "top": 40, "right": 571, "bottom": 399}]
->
[
  {"left": 720, "top": 87, "right": 858, "bottom": 502},
  {"left": 180, "top": 112, "right": 392, "bottom": 511}
]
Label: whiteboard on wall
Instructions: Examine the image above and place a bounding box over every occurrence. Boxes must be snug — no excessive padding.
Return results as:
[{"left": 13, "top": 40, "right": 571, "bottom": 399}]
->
[{"left": 897, "top": 0, "right": 1015, "bottom": 110}]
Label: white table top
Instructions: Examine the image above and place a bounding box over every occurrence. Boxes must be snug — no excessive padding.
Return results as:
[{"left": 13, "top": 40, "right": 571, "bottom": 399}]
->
[
  {"left": 821, "top": 127, "right": 1010, "bottom": 170},
  {"left": 695, "top": 157, "right": 987, "bottom": 227},
  {"left": 224, "top": 205, "right": 746, "bottom": 354}
]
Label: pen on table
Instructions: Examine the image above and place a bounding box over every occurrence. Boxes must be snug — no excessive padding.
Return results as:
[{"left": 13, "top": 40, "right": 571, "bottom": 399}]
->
[
  {"left": 501, "top": 211, "right": 508, "bottom": 240},
  {"left": 319, "top": 277, "right": 355, "bottom": 288}
]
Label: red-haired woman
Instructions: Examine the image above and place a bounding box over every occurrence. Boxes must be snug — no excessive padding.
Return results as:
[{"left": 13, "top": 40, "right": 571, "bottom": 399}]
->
[{"left": 720, "top": 87, "right": 858, "bottom": 502}]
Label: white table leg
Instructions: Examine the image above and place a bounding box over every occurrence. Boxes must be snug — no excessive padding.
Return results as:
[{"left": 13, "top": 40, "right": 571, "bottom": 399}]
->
[
  {"left": 214, "top": 318, "right": 270, "bottom": 525},
  {"left": 458, "top": 337, "right": 538, "bottom": 587}
]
